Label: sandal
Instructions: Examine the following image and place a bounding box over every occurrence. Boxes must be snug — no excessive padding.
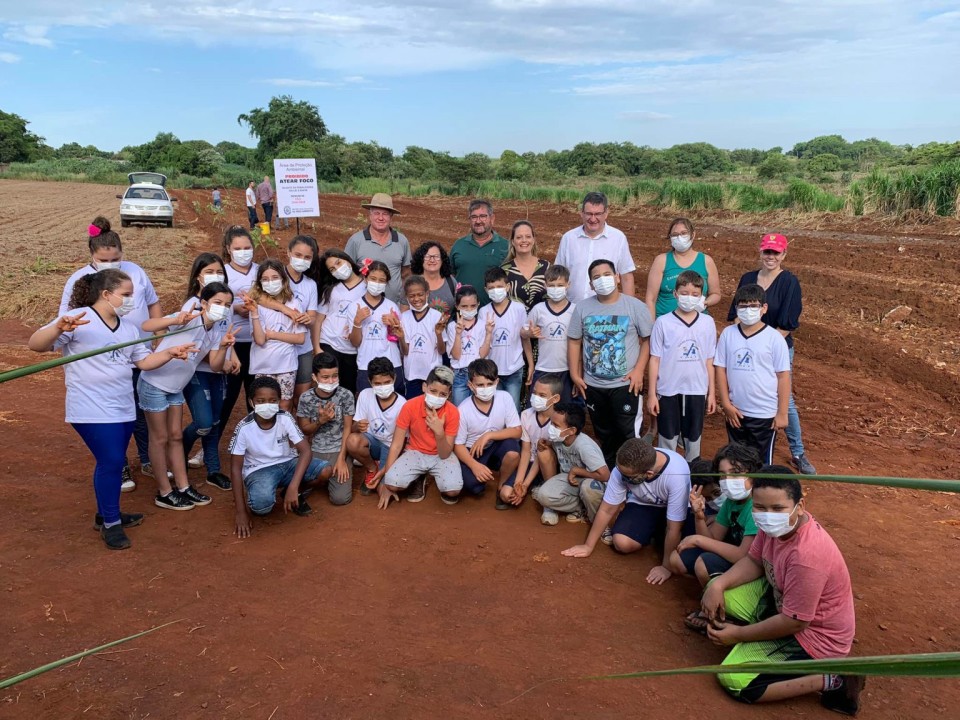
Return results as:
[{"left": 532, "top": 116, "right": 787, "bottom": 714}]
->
[
  {"left": 363, "top": 468, "right": 380, "bottom": 489},
  {"left": 684, "top": 609, "right": 709, "bottom": 635}
]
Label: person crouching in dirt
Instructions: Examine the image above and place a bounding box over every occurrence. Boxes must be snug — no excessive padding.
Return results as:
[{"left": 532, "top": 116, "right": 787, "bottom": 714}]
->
[
  {"left": 561, "top": 438, "right": 694, "bottom": 586},
  {"left": 698, "top": 466, "right": 862, "bottom": 716}
]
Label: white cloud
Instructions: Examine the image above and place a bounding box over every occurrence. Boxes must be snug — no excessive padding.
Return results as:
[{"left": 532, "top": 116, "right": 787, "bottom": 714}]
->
[
  {"left": 0, "top": 52, "right": 21, "bottom": 63},
  {"left": 619, "top": 111, "right": 671, "bottom": 121},
  {"left": 3, "top": 24, "right": 53, "bottom": 47}
]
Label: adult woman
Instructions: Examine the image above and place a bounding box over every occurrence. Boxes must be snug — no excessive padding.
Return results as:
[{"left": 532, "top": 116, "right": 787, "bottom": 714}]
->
[
  {"left": 727, "top": 233, "right": 815, "bottom": 475},
  {"left": 645, "top": 218, "right": 721, "bottom": 318},
  {"left": 410, "top": 242, "right": 457, "bottom": 316},
  {"left": 502, "top": 220, "right": 549, "bottom": 311}
]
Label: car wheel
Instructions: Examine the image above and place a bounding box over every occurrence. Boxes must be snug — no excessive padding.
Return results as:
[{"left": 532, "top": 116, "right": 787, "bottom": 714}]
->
[
  {"left": 166, "top": 221, "right": 174, "bottom": 228},
  {"left": 121, "top": 219, "right": 131, "bottom": 228}
]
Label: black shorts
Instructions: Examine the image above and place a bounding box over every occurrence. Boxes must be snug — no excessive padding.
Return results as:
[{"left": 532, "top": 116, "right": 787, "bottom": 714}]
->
[
  {"left": 657, "top": 393, "right": 706, "bottom": 443},
  {"left": 610, "top": 503, "right": 695, "bottom": 548},
  {"left": 678, "top": 548, "right": 734, "bottom": 577},
  {"left": 725, "top": 415, "right": 777, "bottom": 464}
]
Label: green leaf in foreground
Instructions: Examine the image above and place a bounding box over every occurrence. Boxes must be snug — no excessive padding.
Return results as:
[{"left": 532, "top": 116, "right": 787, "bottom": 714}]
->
[
  {"left": 0, "top": 620, "right": 179, "bottom": 690},
  {"left": 585, "top": 652, "right": 960, "bottom": 682}
]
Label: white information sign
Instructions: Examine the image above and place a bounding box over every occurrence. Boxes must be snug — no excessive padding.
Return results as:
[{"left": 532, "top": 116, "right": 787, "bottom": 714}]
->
[{"left": 273, "top": 158, "right": 320, "bottom": 218}]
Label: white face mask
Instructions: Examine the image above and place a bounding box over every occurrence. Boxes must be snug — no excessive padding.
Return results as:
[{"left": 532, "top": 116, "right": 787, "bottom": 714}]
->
[
  {"left": 473, "top": 384, "right": 496, "bottom": 401},
  {"left": 202, "top": 273, "right": 225, "bottom": 286},
  {"left": 206, "top": 303, "right": 230, "bottom": 322},
  {"left": 372, "top": 383, "right": 395, "bottom": 399},
  {"left": 530, "top": 394, "right": 552, "bottom": 412},
  {"left": 366, "top": 281, "right": 386, "bottom": 297},
  {"left": 546, "top": 286, "right": 567, "bottom": 302},
  {"left": 459, "top": 308, "right": 477, "bottom": 320},
  {"left": 232, "top": 249, "right": 254, "bottom": 267},
  {"left": 110, "top": 292, "right": 136, "bottom": 316},
  {"left": 487, "top": 287, "right": 508, "bottom": 304},
  {"left": 95, "top": 261, "right": 121, "bottom": 271},
  {"left": 262, "top": 279, "right": 283, "bottom": 296},
  {"left": 316, "top": 381, "right": 339, "bottom": 394},
  {"left": 332, "top": 263, "right": 353, "bottom": 281},
  {"left": 737, "top": 307, "right": 763, "bottom": 326},
  {"left": 290, "top": 258, "right": 312, "bottom": 273},
  {"left": 592, "top": 275, "right": 616, "bottom": 296},
  {"left": 720, "top": 477, "right": 751, "bottom": 501},
  {"left": 546, "top": 423, "right": 569, "bottom": 443},
  {"left": 254, "top": 403, "right": 279, "bottom": 419},
  {"left": 753, "top": 505, "right": 800, "bottom": 538},
  {"left": 676, "top": 294, "right": 703, "bottom": 313},
  {"left": 424, "top": 392, "right": 446, "bottom": 409},
  {"left": 671, "top": 234, "right": 693, "bottom": 252},
  {"left": 708, "top": 495, "right": 727, "bottom": 511},
  {"left": 410, "top": 302, "right": 428, "bottom": 313}
]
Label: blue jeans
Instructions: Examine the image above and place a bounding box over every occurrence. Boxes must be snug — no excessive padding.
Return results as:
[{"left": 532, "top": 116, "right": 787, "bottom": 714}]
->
[
  {"left": 137, "top": 377, "right": 185, "bottom": 412},
  {"left": 131, "top": 368, "right": 150, "bottom": 465},
  {"left": 498, "top": 367, "right": 523, "bottom": 412},
  {"left": 786, "top": 347, "right": 805, "bottom": 457},
  {"left": 183, "top": 371, "right": 226, "bottom": 473},
  {"left": 72, "top": 422, "right": 135, "bottom": 525},
  {"left": 247, "top": 206, "right": 258, "bottom": 228},
  {"left": 365, "top": 432, "right": 388, "bottom": 468},
  {"left": 451, "top": 368, "right": 471, "bottom": 407},
  {"left": 244, "top": 457, "right": 329, "bottom": 515}
]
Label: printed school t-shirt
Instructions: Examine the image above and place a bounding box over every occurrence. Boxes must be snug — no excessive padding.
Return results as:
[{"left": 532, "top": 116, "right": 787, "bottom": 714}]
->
[
  {"left": 444, "top": 319, "right": 484, "bottom": 370},
  {"left": 296, "top": 386, "right": 355, "bottom": 454},
  {"left": 552, "top": 432, "right": 606, "bottom": 475},
  {"left": 568, "top": 294, "right": 653, "bottom": 389},
  {"left": 714, "top": 324, "right": 790, "bottom": 418},
  {"left": 60, "top": 261, "right": 159, "bottom": 339},
  {"left": 477, "top": 301, "right": 526, "bottom": 375},
  {"left": 650, "top": 311, "right": 717, "bottom": 397},
  {"left": 225, "top": 262, "right": 259, "bottom": 343},
  {"left": 401, "top": 308, "right": 443, "bottom": 381},
  {"left": 319, "top": 280, "right": 366, "bottom": 354},
  {"left": 455, "top": 390, "right": 521, "bottom": 448},
  {"left": 182, "top": 297, "right": 233, "bottom": 373},
  {"left": 250, "top": 300, "right": 303, "bottom": 375},
  {"left": 602, "top": 448, "right": 690, "bottom": 522},
  {"left": 395, "top": 395, "right": 460, "bottom": 455},
  {"left": 353, "top": 388, "right": 406, "bottom": 447},
  {"left": 228, "top": 411, "right": 301, "bottom": 480},
  {"left": 715, "top": 496, "right": 757, "bottom": 547},
  {"left": 748, "top": 514, "right": 855, "bottom": 659},
  {"left": 141, "top": 314, "right": 226, "bottom": 393},
  {"left": 288, "top": 273, "right": 318, "bottom": 355},
  {"left": 51, "top": 308, "right": 151, "bottom": 424},
  {"left": 527, "top": 300, "right": 575, "bottom": 372},
  {"left": 520, "top": 407, "right": 551, "bottom": 462},
  {"left": 346, "top": 296, "right": 402, "bottom": 370}
]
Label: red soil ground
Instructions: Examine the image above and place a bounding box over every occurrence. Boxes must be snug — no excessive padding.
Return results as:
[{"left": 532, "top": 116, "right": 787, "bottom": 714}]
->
[{"left": 0, "top": 183, "right": 958, "bottom": 719}]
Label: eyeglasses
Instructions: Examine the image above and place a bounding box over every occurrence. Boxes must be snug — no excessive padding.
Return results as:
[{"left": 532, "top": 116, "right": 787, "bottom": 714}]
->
[
  {"left": 469, "top": 214, "right": 490, "bottom": 221},
  {"left": 424, "top": 254, "right": 441, "bottom": 261},
  {"left": 583, "top": 212, "right": 606, "bottom": 219}
]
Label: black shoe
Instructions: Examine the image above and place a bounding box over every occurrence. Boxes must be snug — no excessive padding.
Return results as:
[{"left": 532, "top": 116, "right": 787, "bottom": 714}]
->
[
  {"left": 178, "top": 485, "right": 211, "bottom": 506},
  {"left": 406, "top": 475, "right": 427, "bottom": 503},
  {"left": 440, "top": 493, "right": 460, "bottom": 506},
  {"left": 206, "top": 472, "right": 232, "bottom": 491},
  {"left": 154, "top": 491, "right": 195, "bottom": 511},
  {"left": 821, "top": 675, "right": 865, "bottom": 716},
  {"left": 100, "top": 524, "right": 131, "bottom": 550},
  {"left": 495, "top": 496, "right": 511, "bottom": 510},
  {"left": 294, "top": 495, "right": 313, "bottom": 516},
  {"left": 360, "top": 484, "right": 373, "bottom": 496},
  {"left": 93, "top": 512, "right": 144, "bottom": 531}
]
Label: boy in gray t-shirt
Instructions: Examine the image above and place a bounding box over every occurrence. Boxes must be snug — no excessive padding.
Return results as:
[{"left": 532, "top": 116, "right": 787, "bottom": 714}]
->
[{"left": 532, "top": 403, "right": 610, "bottom": 526}]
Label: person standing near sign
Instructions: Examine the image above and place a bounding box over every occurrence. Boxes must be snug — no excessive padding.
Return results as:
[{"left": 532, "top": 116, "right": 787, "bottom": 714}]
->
[
  {"left": 245, "top": 182, "right": 258, "bottom": 229},
  {"left": 257, "top": 176, "right": 275, "bottom": 229},
  {"left": 344, "top": 194, "right": 412, "bottom": 306}
]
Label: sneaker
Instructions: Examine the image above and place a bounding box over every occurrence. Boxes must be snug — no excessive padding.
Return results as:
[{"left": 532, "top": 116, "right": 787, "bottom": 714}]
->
[
  {"left": 93, "top": 512, "right": 144, "bottom": 531},
  {"left": 566, "top": 509, "right": 587, "bottom": 524},
  {"left": 821, "top": 675, "right": 865, "bottom": 716},
  {"left": 187, "top": 449, "right": 204, "bottom": 468},
  {"left": 600, "top": 527, "right": 614, "bottom": 545},
  {"left": 293, "top": 495, "right": 313, "bottom": 516},
  {"left": 154, "top": 491, "right": 194, "bottom": 511},
  {"left": 360, "top": 484, "right": 373, "bottom": 496},
  {"left": 141, "top": 463, "right": 174, "bottom": 480},
  {"left": 540, "top": 508, "right": 559, "bottom": 526},
  {"left": 495, "top": 496, "right": 511, "bottom": 510},
  {"left": 406, "top": 475, "right": 427, "bottom": 503},
  {"left": 121, "top": 466, "right": 136, "bottom": 493},
  {"left": 206, "top": 472, "right": 232, "bottom": 491},
  {"left": 792, "top": 453, "right": 817, "bottom": 475},
  {"left": 178, "top": 485, "right": 211, "bottom": 506},
  {"left": 100, "top": 524, "right": 131, "bottom": 550},
  {"left": 440, "top": 493, "right": 460, "bottom": 506}
]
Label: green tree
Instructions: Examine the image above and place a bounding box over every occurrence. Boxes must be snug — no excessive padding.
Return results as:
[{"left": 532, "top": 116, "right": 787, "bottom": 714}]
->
[
  {"left": 662, "top": 142, "right": 733, "bottom": 176},
  {"left": 0, "top": 110, "right": 49, "bottom": 162},
  {"left": 497, "top": 149, "right": 527, "bottom": 181},
  {"left": 237, "top": 95, "right": 328, "bottom": 158},
  {"left": 757, "top": 153, "right": 792, "bottom": 179},
  {"left": 402, "top": 146, "right": 438, "bottom": 178}
]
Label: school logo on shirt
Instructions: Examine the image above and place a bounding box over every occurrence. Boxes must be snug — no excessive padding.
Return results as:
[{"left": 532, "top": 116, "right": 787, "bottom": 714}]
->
[
  {"left": 336, "top": 301, "right": 352, "bottom": 318},
  {"left": 371, "top": 418, "right": 389, "bottom": 438},
  {"left": 546, "top": 322, "right": 567, "bottom": 340},
  {"left": 734, "top": 349, "right": 755, "bottom": 371},
  {"left": 412, "top": 333, "right": 429, "bottom": 352},
  {"left": 462, "top": 335, "right": 475, "bottom": 353},
  {"left": 105, "top": 344, "right": 128, "bottom": 365},
  {"left": 583, "top": 315, "right": 628, "bottom": 379},
  {"left": 366, "top": 322, "right": 385, "bottom": 340},
  {"left": 493, "top": 327, "right": 510, "bottom": 346},
  {"left": 678, "top": 340, "right": 701, "bottom": 361},
  {"left": 276, "top": 433, "right": 289, "bottom": 445}
]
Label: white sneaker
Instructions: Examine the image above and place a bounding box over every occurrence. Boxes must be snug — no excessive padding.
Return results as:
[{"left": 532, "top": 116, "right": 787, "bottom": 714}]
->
[
  {"left": 120, "top": 466, "right": 136, "bottom": 493},
  {"left": 187, "top": 449, "right": 204, "bottom": 468},
  {"left": 566, "top": 509, "right": 587, "bottom": 524},
  {"left": 540, "top": 508, "right": 559, "bottom": 526}
]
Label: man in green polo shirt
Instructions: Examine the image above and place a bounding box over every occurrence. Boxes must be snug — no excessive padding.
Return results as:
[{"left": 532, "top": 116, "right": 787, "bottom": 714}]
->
[{"left": 449, "top": 199, "right": 509, "bottom": 306}]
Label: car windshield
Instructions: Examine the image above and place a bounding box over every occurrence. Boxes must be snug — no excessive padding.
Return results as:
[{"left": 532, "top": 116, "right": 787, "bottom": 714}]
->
[{"left": 125, "top": 188, "right": 169, "bottom": 201}]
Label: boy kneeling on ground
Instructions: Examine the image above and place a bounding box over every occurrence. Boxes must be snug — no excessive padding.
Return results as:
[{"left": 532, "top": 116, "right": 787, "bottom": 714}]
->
[
  {"left": 230, "top": 377, "right": 333, "bottom": 537},
  {"left": 531, "top": 402, "right": 609, "bottom": 526},
  {"left": 700, "top": 466, "right": 862, "bottom": 715}
]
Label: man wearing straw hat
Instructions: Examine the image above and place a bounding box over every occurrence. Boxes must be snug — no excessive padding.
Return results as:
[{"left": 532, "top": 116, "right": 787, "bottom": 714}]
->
[{"left": 345, "top": 193, "right": 413, "bottom": 305}]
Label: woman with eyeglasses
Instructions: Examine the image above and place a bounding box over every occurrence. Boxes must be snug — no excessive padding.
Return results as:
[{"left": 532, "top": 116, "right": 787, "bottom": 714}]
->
[{"left": 410, "top": 242, "right": 458, "bottom": 317}]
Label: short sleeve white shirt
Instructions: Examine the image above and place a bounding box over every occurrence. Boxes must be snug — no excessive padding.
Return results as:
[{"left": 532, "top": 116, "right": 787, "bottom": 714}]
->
[
  {"left": 141, "top": 313, "right": 226, "bottom": 393},
  {"left": 225, "top": 262, "right": 259, "bottom": 343},
  {"left": 477, "top": 301, "right": 526, "bottom": 375},
  {"left": 455, "top": 391, "right": 521, "bottom": 447},
  {"left": 228, "top": 411, "right": 302, "bottom": 479},
  {"left": 444, "top": 318, "right": 485, "bottom": 370},
  {"left": 555, "top": 224, "right": 636, "bottom": 303},
  {"left": 520, "top": 407, "right": 551, "bottom": 462},
  {"left": 60, "top": 261, "right": 159, "bottom": 339},
  {"left": 250, "top": 300, "right": 303, "bottom": 374},
  {"left": 602, "top": 448, "right": 691, "bottom": 521},
  {"left": 401, "top": 308, "right": 443, "bottom": 381},
  {"left": 714, "top": 324, "right": 790, "bottom": 417},
  {"left": 346, "top": 296, "right": 402, "bottom": 370},
  {"left": 650, "top": 311, "right": 717, "bottom": 397},
  {"left": 527, "top": 300, "right": 575, "bottom": 372},
  {"left": 353, "top": 388, "right": 406, "bottom": 446},
  {"left": 319, "top": 280, "right": 366, "bottom": 354},
  {"left": 288, "top": 273, "right": 318, "bottom": 355},
  {"left": 181, "top": 297, "right": 232, "bottom": 373}
]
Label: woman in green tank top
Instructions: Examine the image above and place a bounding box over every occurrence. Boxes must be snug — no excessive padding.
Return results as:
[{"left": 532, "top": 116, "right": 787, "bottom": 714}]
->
[{"left": 644, "top": 217, "right": 722, "bottom": 318}]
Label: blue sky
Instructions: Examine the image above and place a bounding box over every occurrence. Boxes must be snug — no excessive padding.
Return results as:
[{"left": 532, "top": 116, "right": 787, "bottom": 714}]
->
[{"left": 1, "top": 1, "right": 958, "bottom": 156}]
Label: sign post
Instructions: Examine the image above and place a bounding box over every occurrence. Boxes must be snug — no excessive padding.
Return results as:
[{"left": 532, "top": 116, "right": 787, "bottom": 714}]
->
[{"left": 273, "top": 158, "right": 320, "bottom": 234}]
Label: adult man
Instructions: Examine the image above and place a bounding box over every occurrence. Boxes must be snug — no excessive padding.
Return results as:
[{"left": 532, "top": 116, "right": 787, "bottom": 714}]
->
[
  {"left": 567, "top": 259, "right": 652, "bottom": 468},
  {"left": 449, "top": 199, "right": 509, "bottom": 306},
  {"left": 256, "top": 175, "right": 275, "bottom": 228},
  {"left": 344, "top": 193, "right": 412, "bottom": 306},
  {"left": 556, "top": 191, "right": 637, "bottom": 302},
  {"left": 245, "top": 181, "right": 258, "bottom": 229}
]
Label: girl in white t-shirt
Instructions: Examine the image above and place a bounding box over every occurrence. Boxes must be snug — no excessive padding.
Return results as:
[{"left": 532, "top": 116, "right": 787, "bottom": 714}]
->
[
  {"left": 28, "top": 269, "right": 194, "bottom": 550},
  {"left": 220, "top": 226, "right": 259, "bottom": 429},
  {"left": 59, "top": 216, "right": 163, "bottom": 486},
  {"left": 399, "top": 275, "right": 446, "bottom": 399},
  {"left": 348, "top": 260, "right": 405, "bottom": 393},
  {"left": 317, "top": 249, "right": 366, "bottom": 394},
  {"left": 140, "top": 281, "right": 236, "bottom": 511},
  {"left": 244, "top": 260, "right": 306, "bottom": 410},
  {"left": 445, "top": 285, "right": 493, "bottom": 407}
]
